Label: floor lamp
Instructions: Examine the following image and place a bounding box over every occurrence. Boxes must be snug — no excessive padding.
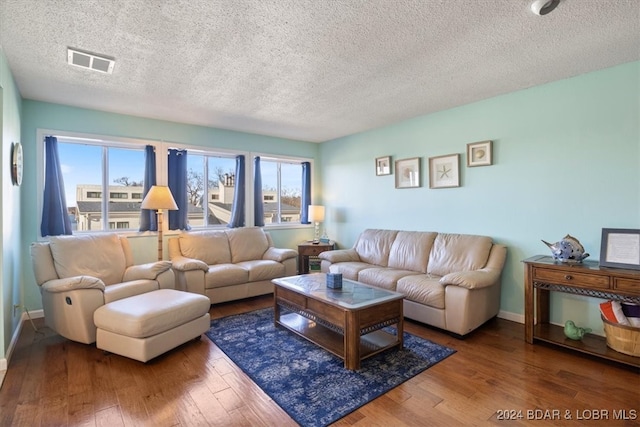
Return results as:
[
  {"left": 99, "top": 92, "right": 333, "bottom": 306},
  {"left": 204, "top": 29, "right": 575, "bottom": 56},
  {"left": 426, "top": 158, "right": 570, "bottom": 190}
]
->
[
  {"left": 308, "top": 205, "right": 325, "bottom": 243},
  {"left": 141, "top": 185, "right": 178, "bottom": 261}
]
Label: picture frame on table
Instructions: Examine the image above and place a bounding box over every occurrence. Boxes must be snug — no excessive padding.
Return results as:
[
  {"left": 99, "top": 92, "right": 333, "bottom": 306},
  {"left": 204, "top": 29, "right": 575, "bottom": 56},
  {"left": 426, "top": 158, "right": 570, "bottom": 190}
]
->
[
  {"left": 429, "top": 153, "right": 460, "bottom": 189},
  {"left": 375, "top": 156, "right": 392, "bottom": 176},
  {"left": 395, "top": 157, "right": 420, "bottom": 188},
  {"left": 599, "top": 228, "right": 640, "bottom": 270},
  {"left": 467, "top": 140, "right": 492, "bottom": 167}
]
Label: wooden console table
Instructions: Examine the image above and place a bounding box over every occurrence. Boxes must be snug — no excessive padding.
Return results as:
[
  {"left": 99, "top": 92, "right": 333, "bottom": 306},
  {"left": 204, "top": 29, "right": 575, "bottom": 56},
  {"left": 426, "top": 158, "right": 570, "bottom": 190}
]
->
[{"left": 523, "top": 255, "right": 640, "bottom": 369}]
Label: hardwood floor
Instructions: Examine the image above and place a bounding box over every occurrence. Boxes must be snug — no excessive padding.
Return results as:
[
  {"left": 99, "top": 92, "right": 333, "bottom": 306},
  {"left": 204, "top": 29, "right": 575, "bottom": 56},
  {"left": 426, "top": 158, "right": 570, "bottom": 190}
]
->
[{"left": 1, "top": 295, "right": 638, "bottom": 426}]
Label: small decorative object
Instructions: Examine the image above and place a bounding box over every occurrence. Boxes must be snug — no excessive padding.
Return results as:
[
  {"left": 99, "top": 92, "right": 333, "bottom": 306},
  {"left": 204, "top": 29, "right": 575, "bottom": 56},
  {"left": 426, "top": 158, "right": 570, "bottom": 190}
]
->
[
  {"left": 541, "top": 234, "right": 590, "bottom": 263},
  {"left": 11, "top": 142, "right": 23, "bottom": 186},
  {"left": 466, "top": 140, "right": 492, "bottom": 167},
  {"left": 326, "top": 273, "right": 342, "bottom": 289},
  {"left": 375, "top": 156, "right": 391, "bottom": 176},
  {"left": 395, "top": 157, "right": 420, "bottom": 188},
  {"left": 599, "top": 228, "right": 640, "bottom": 270},
  {"left": 428, "top": 153, "right": 460, "bottom": 189},
  {"left": 563, "top": 320, "right": 592, "bottom": 340}
]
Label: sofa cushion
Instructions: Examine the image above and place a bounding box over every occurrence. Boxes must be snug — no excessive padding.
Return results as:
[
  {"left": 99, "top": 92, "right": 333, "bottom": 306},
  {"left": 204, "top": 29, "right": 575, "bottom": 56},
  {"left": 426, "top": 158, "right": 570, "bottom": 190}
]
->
[
  {"left": 387, "top": 231, "right": 437, "bottom": 273},
  {"left": 237, "top": 260, "right": 285, "bottom": 282},
  {"left": 358, "top": 267, "right": 421, "bottom": 291},
  {"left": 397, "top": 275, "right": 445, "bottom": 309},
  {"left": 179, "top": 231, "right": 231, "bottom": 265},
  {"left": 328, "top": 262, "right": 372, "bottom": 281},
  {"left": 354, "top": 229, "right": 398, "bottom": 267},
  {"left": 49, "top": 234, "right": 126, "bottom": 286},
  {"left": 226, "top": 227, "right": 270, "bottom": 263},
  {"left": 428, "top": 234, "right": 492, "bottom": 277},
  {"left": 205, "top": 264, "right": 250, "bottom": 289}
]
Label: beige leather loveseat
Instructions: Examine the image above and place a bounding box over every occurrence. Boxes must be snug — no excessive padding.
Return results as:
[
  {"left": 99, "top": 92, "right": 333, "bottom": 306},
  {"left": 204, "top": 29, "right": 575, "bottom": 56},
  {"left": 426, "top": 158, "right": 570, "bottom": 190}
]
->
[
  {"left": 319, "top": 229, "right": 507, "bottom": 336},
  {"left": 31, "top": 233, "right": 174, "bottom": 344},
  {"left": 169, "top": 227, "right": 298, "bottom": 304}
]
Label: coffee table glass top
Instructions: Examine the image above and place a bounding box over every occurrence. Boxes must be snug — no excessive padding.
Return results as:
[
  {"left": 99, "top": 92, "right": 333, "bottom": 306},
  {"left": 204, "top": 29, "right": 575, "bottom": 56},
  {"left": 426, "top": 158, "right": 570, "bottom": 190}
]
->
[{"left": 272, "top": 273, "right": 403, "bottom": 309}]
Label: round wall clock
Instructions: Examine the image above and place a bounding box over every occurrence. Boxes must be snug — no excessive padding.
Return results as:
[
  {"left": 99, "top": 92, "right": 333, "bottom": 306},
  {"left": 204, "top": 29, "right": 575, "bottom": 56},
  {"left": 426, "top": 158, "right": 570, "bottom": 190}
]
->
[{"left": 11, "top": 142, "right": 23, "bottom": 186}]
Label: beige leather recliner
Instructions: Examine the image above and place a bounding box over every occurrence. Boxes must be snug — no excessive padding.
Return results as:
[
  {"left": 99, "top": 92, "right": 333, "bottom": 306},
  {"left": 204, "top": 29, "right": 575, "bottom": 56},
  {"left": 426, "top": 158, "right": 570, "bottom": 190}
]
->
[{"left": 30, "top": 233, "right": 174, "bottom": 344}]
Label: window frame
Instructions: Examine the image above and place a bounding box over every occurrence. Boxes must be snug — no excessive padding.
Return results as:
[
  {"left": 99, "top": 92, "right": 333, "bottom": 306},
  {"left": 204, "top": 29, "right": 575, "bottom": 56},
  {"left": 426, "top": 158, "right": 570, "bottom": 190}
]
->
[{"left": 36, "top": 129, "right": 315, "bottom": 239}]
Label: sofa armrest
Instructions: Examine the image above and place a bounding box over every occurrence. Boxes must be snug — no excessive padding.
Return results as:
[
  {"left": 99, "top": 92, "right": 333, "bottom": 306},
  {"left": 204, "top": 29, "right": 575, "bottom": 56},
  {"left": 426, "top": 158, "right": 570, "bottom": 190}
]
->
[
  {"left": 41, "top": 276, "right": 106, "bottom": 293},
  {"left": 440, "top": 244, "right": 507, "bottom": 289},
  {"left": 263, "top": 247, "right": 298, "bottom": 262},
  {"left": 440, "top": 269, "right": 500, "bottom": 289},
  {"left": 171, "top": 255, "right": 209, "bottom": 272},
  {"left": 123, "top": 261, "right": 172, "bottom": 281},
  {"left": 318, "top": 248, "right": 360, "bottom": 263}
]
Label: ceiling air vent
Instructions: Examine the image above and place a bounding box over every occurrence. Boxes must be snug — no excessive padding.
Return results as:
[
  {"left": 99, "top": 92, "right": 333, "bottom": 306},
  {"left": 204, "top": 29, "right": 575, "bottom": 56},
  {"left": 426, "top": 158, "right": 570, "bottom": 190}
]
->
[{"left": 67, "top": 48, "right": 115, "bottom": 74}]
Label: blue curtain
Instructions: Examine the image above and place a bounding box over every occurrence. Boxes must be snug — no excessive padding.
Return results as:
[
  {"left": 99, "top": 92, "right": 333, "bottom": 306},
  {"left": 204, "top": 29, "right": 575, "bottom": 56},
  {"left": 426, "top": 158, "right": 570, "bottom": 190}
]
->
[
  {"left": 41, "top": 136, "right": 73, "bottom": 236},
  {"left": 254, "top": 156, "right": 264, "bottom": 227},
  {"left": 300, "top": 161, "right": 311, "bottom": 224},
  {"left": 168, "top": 148, "right": 190, "bottom": 230},
  {"left": 139, "top": 145, "right": 157, "bottom": 231},
  {"left": 227, "top": 155, "right": 246, "bottom": 228}
]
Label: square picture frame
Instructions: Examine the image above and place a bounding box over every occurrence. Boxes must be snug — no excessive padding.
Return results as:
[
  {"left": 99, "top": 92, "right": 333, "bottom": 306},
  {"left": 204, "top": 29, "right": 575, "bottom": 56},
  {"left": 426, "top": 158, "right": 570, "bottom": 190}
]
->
[
  {"left": 375, "top": 156, "right": 392, "bottom": 176},
  {"left": 395, "top": 157, "right": 420, "bottom": 188},
  {"left": 467, "top": 140, "right": 492, "bottom": 167},
  {"left": 429, "top": 153, "right": 460, "bottom": 189},
  {"left": 599, "top": 228, "right": 640, "bottom": 270}
]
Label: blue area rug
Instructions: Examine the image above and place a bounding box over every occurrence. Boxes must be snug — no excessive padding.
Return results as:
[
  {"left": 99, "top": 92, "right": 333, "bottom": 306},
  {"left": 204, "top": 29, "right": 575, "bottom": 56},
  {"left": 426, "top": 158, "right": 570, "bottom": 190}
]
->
[{"left": 205, "top": 308, "right": 456, "bottom": 427}]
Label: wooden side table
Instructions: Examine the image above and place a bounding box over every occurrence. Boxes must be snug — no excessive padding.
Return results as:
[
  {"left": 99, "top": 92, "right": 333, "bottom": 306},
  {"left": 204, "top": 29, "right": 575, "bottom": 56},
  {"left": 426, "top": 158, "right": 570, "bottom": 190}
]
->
[
  {"left": 523, "top": 255, "right": 640, "bottom": 369},
  {"left": 297, "top": 241, "right": 335, "bottom": 274}
]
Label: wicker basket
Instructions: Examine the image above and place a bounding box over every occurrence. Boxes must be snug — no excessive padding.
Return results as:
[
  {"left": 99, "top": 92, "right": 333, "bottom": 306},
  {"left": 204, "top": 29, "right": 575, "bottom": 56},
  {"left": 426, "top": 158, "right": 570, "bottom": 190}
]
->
[{"left": 602, "top": 316, "right": 640, "bottom": 357}]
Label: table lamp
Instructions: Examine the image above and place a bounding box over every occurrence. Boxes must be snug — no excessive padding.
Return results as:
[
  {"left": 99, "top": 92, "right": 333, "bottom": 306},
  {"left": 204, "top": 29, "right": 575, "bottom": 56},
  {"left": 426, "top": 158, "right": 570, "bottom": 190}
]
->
[
  {"left": 141, "top": 185, "right": 178, "bottom": 260},
  {"left": 308, "top": 205, "right": 325, "bottom": 243}
]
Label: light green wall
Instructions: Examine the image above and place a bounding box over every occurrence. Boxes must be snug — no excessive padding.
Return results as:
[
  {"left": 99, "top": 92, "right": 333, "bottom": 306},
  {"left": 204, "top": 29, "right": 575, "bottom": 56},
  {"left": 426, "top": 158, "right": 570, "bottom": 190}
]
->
[
  {"left": 320, "top": 61, "right": 640, "bottom": 334},
  {"left": 1, "top": 47, "right": 23, "bottom": 360},
  {"left": 19, "top": 101, "right": 320, "bottom": 315}
]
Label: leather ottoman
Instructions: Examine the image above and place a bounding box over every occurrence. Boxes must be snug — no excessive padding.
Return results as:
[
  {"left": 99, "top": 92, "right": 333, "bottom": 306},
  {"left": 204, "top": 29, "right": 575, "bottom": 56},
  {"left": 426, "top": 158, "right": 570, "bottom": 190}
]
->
[{"left": 93, "top": 289, "right": 210, "bottom": 362}]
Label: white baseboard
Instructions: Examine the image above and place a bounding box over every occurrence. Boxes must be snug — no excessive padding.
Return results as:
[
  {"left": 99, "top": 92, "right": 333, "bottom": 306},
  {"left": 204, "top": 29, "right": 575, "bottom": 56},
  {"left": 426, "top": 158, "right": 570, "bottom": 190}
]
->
[
  {"left": 497, "top": 310, "right": 523, "bottom": 324},
  {"left": 4, "top": 309, "right": 45, "bottom": 371}
]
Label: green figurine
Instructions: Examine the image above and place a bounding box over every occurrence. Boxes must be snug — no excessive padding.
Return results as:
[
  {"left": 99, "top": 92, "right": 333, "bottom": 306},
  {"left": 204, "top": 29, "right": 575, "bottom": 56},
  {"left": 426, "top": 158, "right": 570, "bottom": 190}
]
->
[{"left": 564, "top": 320, "right": 592, "bottom": 340}]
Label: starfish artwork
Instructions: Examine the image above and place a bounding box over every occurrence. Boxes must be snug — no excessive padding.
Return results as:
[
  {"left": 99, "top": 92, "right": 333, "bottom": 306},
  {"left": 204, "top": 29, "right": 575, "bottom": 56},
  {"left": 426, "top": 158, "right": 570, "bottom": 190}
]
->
[{"left": 438, "top": 164, "right": 451, "bottom": 179}]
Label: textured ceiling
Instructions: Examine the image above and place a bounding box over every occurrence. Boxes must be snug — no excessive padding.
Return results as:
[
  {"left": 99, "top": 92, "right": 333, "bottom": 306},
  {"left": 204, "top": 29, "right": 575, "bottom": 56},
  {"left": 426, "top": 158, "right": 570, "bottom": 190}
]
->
[{"left": 1, "top": 0, "right": 639, "bottom": 143}]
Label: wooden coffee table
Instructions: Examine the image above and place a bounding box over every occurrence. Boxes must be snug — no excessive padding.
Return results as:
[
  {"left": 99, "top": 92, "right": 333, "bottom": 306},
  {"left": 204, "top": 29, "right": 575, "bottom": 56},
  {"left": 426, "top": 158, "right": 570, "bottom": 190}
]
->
[{"left": 272, "top": 273, "right": 404, "bottom": 370}]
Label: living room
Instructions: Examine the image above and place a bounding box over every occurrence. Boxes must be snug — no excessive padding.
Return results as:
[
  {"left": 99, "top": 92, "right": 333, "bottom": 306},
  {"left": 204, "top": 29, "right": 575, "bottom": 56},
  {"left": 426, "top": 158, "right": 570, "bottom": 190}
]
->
[{"left": 1, "top": 1, "right": 639, "bottom": 425}]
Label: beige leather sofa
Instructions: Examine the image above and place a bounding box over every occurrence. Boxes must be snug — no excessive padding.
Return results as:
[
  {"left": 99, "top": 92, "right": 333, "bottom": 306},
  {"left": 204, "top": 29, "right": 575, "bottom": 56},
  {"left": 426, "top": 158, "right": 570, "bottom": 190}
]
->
[
  {"left": 31, "top": 233, "right": 174, "bottom": 344},
  {"left": 169, "top": 227, "right": 298, "bottom": 304},
  {"left": 319, "top": 229, "right": 507, "bottom": 336}
]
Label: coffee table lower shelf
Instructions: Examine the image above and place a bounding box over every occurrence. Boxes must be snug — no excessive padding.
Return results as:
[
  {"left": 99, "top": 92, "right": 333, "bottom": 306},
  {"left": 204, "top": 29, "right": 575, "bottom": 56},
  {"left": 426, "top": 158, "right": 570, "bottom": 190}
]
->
[{"left": 276, "top": 312, "right": 399, "bottom": 365}]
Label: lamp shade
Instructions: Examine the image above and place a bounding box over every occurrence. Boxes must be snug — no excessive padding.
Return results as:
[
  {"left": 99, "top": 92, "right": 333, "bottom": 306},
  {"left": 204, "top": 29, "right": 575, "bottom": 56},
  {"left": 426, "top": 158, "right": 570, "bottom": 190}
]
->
[
  {"left": 308, "top": 205, "right": 325, "bottom": 223},
  {"left": 141, "top": 186, "right": 178, "bottom": 210}
]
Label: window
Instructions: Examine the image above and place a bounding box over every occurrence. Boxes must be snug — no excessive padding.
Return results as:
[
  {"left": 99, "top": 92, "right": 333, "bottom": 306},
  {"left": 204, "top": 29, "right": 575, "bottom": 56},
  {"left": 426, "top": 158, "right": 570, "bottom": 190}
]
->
[
  {"left": 39, "top": 130, "right": 314, "bottom": 236},
  {"left": 55, "top": 137, "right": 146, "bottom": 232},
  {"left": 185, "top": 151, "right": 237, "bottom": 227},
  {"left": 259, "top": 158, "right": 303, "bottom": 225}
]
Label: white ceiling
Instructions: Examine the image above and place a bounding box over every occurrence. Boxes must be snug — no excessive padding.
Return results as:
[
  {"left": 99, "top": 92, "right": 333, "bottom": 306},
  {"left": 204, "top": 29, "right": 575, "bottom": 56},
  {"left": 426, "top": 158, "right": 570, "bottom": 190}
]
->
[{"left": 1, "top": 0, "right": 639, "bottom": 143}]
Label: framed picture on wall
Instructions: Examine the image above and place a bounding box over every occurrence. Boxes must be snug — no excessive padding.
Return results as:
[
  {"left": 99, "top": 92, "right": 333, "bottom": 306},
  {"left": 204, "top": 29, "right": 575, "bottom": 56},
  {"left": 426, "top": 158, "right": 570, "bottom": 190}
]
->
[
  {"left": 375, "top": 156, "right": 392, "bottom": 176},
  {"left": 467, "top": 140, "right": 492, "bottom": 167},
  {"left": 599, "top": 228, "right": 640, "bottom": 270},
  {"left": 395, "top": 157, "right": 420, "bottom": 188},
  {"left": 429, "top": 153, "right": 460, "bottom": 189}
]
